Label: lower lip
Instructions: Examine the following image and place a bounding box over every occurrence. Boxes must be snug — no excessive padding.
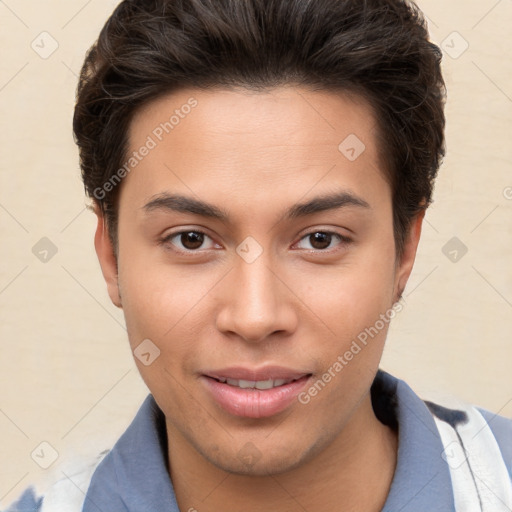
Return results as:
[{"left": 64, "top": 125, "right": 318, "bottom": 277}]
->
[{"left": 202, "top": 375, "right": 311, "bottom": 418}]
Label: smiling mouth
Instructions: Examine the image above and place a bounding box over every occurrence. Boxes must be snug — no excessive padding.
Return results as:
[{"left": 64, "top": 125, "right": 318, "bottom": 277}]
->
[
  {"left": 202, "top": 373, "right": 312, "bottom": 418},
  {"left": 210, "top": 376, "right": 309, "bottom": 390}
]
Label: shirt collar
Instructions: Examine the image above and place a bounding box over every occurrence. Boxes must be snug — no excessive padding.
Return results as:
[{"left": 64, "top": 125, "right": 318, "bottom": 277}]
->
[
  {"left": 83, "top": 395, "right": 180, "bottom": 511},
  {"left": 84, "top": 370, "right": 454, "bottom": 511},
  {"left": 377, "top": 370, "right": 455, "bottom": 511}
]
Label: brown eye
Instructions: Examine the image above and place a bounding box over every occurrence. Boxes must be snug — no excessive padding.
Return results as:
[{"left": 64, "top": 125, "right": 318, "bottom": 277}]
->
[
  {"left": 295, "top": 231, "right": 350, "bottom": 251},
  {"left": 162, "top": 230, "right": 217, "bottom": 252},
  {"left": 308, "top": 232, "right": 332, "bottom": 250},
  {"left": 180, "top": 231, "right": 205, "bottom": 250}
]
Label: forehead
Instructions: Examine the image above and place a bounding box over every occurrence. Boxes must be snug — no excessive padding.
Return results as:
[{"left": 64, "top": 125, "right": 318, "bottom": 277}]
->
[
  {"left": 129, "top": 86, "right": 379, "bottom": 157},
  {"left": 122, "top": 86, "right": 389, "bottom": 212}
]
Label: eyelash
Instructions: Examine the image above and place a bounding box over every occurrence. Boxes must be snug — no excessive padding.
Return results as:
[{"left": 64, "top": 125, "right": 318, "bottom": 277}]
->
[{"left": 159, "top": 229, "right": 352, "bottom": 255}]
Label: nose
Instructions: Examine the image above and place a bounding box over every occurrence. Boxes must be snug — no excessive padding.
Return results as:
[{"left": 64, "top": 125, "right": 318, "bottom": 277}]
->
[{"left": 215, "top": 252, "right": 298, "bottom": 344}]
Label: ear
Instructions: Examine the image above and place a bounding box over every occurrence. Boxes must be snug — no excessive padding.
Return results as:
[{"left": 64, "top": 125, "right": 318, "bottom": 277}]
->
[
  {"left": 394, "top": 211, "right": 425, "bottom": 301},
  {"left": 94, "top": 211, "right": 122, "bottom": 308}
]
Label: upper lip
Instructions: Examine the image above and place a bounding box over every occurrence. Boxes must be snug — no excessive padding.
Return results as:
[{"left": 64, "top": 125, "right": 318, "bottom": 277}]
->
[{"left": 203, "top": 366, "right": 311, "bottom": 382}]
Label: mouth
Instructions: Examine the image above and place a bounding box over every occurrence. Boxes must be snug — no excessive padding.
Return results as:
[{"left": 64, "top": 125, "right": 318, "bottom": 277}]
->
[
  {"left": 201, "top": 367, "right": 312, "bottom": 418},
  {"left": 210, "top": 376, "right": 306, "bottom": 390}
]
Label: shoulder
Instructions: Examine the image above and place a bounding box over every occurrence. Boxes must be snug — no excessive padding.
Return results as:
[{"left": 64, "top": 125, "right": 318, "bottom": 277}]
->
[
  {"left": 3, "top": 450, "right": 109, "bottom": 512},
  {"left": 3, "top": 395, "right": 157, "bottom": 512},
  {"left": 477, "top": 406, "right": 512, "bottom": 476},
  {"left": 2, "top": 486, "right": 42, "bottom": 512},
  {"left": 426, "top": 398, "right": 512, "bottom": 465}
]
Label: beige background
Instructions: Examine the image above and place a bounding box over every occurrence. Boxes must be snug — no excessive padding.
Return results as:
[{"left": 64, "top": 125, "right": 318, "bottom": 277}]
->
[{"left": 0, "top": 0, "right": 511, "bottom": 506}]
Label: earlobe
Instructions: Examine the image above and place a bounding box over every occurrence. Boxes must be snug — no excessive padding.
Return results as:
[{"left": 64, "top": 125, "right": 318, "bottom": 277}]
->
[
  {"left": 394, "top": 211, "right": 425, "bottom": 301},
  {"left": 94, "top": 212, "right": 122, "bottom": 308}
]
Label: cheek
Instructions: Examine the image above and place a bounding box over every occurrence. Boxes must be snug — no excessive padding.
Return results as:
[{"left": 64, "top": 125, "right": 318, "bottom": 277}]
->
[
  {"left": 116, "top": 247, "right": 227, "bottom": 394},
  {"left": 117, "top": 266, "right": 205, "bottom": 411},
  {"left": 116, "top": 221, "right": 205, "bottom": 338},
  {"left": 297, "top": 244, "right": 397, "bottom": 393},
  {"left": 308, "top": 248, "right": 396, "bottom": 333},
  {"left": 295, "top": 265, "right": 397, "bottom": 426},
  {"left": 119, "top": 264, "right": 211, "bottom": 345}
]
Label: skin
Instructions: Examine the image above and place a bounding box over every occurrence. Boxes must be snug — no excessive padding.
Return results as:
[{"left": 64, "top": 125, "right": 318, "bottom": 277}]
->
[{"left": 95, "top": 86, "right": 423, "bottom": 511}]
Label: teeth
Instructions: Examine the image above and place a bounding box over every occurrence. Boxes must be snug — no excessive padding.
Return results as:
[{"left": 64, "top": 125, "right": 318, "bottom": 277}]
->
[
  {"left": 256, "top": 379, "right": 274, "bottom": 390},
  {"left": 220, "top": 378, "right": 292, "bottom": 389},
  {"left": 228, "top": 378, "right": 254, "bottom": 389}
]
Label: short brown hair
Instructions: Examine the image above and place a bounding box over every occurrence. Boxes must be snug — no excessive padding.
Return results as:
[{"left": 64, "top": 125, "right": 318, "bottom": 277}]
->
[{"left": 73, "top": 0, "right": 446, "bottom": 257}]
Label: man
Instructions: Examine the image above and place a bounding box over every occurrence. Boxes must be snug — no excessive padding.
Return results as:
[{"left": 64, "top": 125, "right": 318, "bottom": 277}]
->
[{"left": 6, "top": 0, "right": 512, "bottom": 510}]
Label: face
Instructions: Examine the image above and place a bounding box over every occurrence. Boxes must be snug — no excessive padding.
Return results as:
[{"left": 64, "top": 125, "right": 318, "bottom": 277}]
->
[{"left": 96, "top": 86, "right": 421, "bottom": 476}]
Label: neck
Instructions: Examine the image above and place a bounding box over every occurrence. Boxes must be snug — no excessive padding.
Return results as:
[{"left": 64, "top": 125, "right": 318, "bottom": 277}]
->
[{"left": 167, "top": 393, "right": 398, "bottom": 512}]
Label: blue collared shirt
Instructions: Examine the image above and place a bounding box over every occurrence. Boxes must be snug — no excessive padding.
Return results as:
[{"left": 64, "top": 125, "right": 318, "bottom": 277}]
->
[{"left": 5, "top": 370, "right": 512, "bottom": 511}]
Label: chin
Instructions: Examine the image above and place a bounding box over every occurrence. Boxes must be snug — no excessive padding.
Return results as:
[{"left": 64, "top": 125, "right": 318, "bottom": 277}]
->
[
  {"left": 214, "top": 452, "right": 304, "bottom": 477},
  {"left": 198, "top": 436, "right": 321, "bottom": 477}
]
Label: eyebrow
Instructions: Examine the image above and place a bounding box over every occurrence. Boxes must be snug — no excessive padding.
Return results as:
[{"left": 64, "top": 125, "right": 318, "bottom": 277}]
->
[{"left": 142, "top": 191, "right": 370, "bottom": 222}]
